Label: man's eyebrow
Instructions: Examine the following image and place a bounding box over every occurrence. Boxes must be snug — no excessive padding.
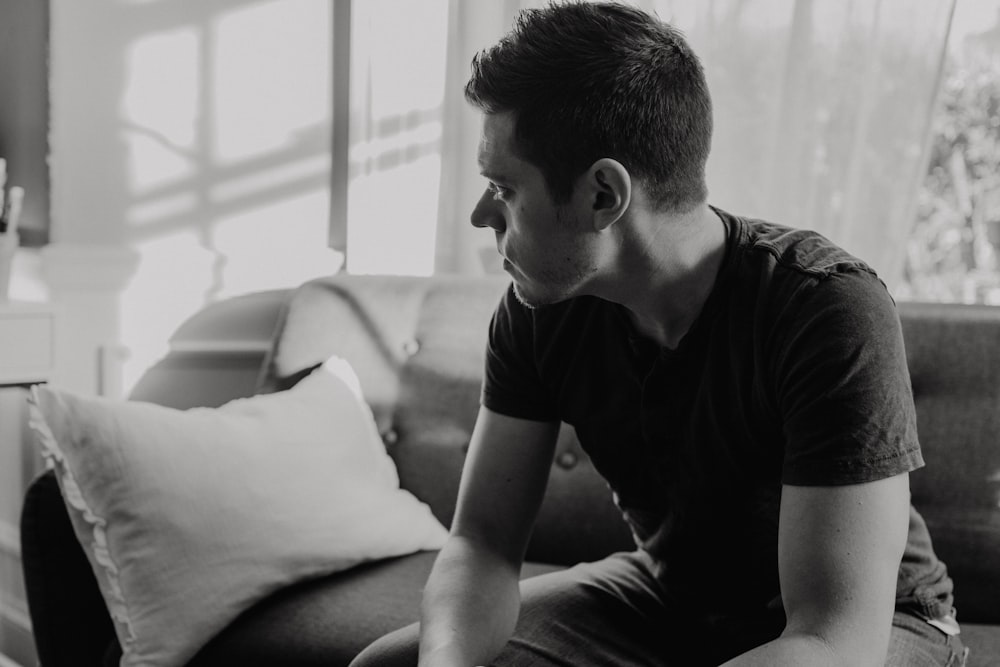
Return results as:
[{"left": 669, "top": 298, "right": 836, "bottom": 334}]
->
[{"left": 479, "top": 166, "right": 511, "bottom": 183}]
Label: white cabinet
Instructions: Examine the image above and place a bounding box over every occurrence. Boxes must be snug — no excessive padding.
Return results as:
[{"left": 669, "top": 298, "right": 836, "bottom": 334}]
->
[
  {"left": 0, "top": 301, "right": 52, "bottom": 667},
  {"left": 0, "top": 302, "right": 55, "bottom": 387}
]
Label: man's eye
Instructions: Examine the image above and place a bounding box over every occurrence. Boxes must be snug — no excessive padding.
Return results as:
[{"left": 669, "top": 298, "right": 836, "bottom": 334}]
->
[{"left": 488, "top": 183, "right": 511, "bottom": 201}]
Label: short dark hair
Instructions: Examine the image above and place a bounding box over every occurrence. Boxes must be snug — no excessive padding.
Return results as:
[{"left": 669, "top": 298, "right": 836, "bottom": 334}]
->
[{"left": 465, "top": 1, "right": 713, "bottom": 212}]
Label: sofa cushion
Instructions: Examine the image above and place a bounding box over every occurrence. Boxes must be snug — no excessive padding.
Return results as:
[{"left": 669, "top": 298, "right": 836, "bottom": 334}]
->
[
  {"left": 187, "top": 551, "right": 562, "bottom": 667},
  {"left": 959, "top": 624, "right": 1000, "bottom": 667},
  {"left": 27, "top": 356, "right": 448, "bottom": 667}
]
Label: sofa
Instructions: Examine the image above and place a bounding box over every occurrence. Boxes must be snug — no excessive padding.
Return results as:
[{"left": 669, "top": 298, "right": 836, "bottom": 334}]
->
[{"left": 19, "top": 274, "right": 1000, "bottom": 666}]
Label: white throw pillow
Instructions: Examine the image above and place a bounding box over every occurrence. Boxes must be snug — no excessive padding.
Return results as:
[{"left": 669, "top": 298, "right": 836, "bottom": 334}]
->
[{"left": 28, "top": 356, "right": 448, "bottom": 667}]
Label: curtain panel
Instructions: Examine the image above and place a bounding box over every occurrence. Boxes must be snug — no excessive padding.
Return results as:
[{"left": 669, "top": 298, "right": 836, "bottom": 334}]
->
[
  {"left": 653, "top": 0, "right": 956, "bottom": 289},
  {"left": 344, "top": 0, "right": 955, "bottom": 289}
]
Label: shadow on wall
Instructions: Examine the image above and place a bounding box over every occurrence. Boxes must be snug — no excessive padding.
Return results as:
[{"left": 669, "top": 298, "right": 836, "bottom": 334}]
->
[
  {"left": 55, "top": 0, "right": 338, "bottom": 299},
  {"left": 50, "top": 0, "right": 345, "bottom": 393}
]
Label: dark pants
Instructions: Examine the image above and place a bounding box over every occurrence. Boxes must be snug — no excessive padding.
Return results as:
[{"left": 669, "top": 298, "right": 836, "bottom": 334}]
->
[{"left": 350, "top": 551, "right": 969, "bottom": 667}]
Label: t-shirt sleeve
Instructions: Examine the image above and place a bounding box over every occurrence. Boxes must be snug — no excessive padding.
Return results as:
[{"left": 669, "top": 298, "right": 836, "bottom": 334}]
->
[
  {"left": 773, "top": 269, "right": 924, "bottom": 486},
  {"left": 480, "top": 284, "right": 560, "bottom": 421}
]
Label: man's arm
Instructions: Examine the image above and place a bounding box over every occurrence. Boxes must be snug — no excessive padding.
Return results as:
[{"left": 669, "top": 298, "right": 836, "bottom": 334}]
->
[
  {"left": 418, "top": 406, "right": 559, "bottom": 667},
  {"left": 723, "top": 473, "right": 910, "bottom": 667}
]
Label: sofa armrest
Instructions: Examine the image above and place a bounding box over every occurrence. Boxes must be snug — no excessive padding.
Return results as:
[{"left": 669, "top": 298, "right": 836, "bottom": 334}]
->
[
  {"left": 20, "top": 470, "right": 115, "bottom": 667},
  {"left": 128, "top": 350, "right": 269, "bottom": 409},
  {"left": 128, "top": 288, "right": 291, "bottom": 409}
]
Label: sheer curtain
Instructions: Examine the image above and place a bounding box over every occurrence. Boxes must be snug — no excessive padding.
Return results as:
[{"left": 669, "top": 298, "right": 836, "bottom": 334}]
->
[
  {"left": 342, "top": 0, "right": 451, "bottom": 276},
  {"left": 347, "top": 0, "right": 956, "bottom": 288},
  {"left": 649, "top": 0, "right": 957, "bottom": 289}
]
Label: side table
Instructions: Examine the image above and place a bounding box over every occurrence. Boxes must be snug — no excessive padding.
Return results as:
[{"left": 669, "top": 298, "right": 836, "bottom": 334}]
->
[
  {"left": 0, "top": 301, "right": 55, "bottom": 387},
  {"left": 0, "top": 301, "right": 54, "bottom": 667}
]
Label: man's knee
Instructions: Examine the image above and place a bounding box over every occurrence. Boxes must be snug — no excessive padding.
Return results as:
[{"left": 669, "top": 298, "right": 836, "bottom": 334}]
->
[{"left": 349, "top": 623, "right": 420, "bottom": 667}]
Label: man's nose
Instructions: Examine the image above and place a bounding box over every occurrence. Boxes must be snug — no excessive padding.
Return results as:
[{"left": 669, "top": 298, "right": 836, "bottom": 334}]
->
[{"left": 471, "top": 190, "right": 505, "bottom": 232}]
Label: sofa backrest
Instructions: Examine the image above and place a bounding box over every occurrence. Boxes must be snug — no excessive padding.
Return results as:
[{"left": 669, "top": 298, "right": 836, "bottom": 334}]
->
[
  {"left": 129, "top": 288, "right": 291, "bottom": 409},
  {"left": 897, "top": 301, "right": 1000, "bottom": 623},
  {"left": 257, "top": 274, "right": 635, "bottom": 564},
  {"left": 130, "top": 276, "right": 1000, "bottom": 621}
]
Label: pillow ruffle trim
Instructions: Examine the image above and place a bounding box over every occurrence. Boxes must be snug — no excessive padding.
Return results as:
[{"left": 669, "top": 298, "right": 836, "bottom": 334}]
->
[{"left": 27, "top": 387, "right": 137, "bottom": 645}]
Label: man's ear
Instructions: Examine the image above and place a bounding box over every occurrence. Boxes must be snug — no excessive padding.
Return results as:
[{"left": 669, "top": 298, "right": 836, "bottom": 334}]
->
[{"left": 580, "top": 158, "right": 631, "bottom": 231}]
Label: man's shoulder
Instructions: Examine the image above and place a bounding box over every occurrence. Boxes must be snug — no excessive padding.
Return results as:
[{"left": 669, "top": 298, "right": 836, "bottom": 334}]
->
[
  {"left": 736, "top": 215, "right": 873, "bottom": 281},
  {"left": 714, "top": 210, "right": 896, "bottom": 332}
]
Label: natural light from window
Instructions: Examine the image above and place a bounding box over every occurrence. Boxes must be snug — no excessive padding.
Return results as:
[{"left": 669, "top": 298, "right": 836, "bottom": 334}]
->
[
  {"left": 344, "top": 0, "right": 449, "bottom": 277},
  {"left": 898, "top": 0, "right": 1000, "bottom": 304},
  {"left": 114, "top": 0, "right": 341, "bottom": 393}
]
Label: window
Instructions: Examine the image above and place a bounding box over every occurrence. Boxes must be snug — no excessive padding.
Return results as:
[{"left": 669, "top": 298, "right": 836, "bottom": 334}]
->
[{"left": 899, "top": 1, "right": 1000, "bottom": 304}]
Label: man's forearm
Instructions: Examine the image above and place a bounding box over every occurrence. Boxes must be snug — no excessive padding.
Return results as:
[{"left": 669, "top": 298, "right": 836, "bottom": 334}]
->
[{"left": 418, "top": 535, "right": 522, "bottom": 667}]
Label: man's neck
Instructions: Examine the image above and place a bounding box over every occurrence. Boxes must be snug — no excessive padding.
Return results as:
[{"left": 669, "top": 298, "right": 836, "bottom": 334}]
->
[{"left": 597, "top": 204, "right": 728, "bottom": 349}]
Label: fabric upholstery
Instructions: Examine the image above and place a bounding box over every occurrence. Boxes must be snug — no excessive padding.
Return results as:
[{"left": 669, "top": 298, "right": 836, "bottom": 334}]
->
[
  {"left": 18, "top": 276, "right": 1000, "bottom": 665},
  {"left": 188, "top": 551, "right": 560, "bottom": 667},
  {"left": 260, "top": 275, "right": 635, "bottom": 564},
  {"left": 19, "top": 472, "right": 116, "bottom": 667},
  {"left": 960, "top": 624, "right": 1000, "bottom": 667},
  {"left": 27, "top": 356, "right": 447, "bottom": 667},
  {"left": 900, "top": 302, "right": 1000, "bottom": 624}
]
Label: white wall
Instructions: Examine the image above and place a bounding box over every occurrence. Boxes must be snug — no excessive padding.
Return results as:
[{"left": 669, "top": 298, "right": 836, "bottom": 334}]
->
[
  {"left": 42, "top": 0, "right": 344, "bottom": 396},
  {"left": 6, "top": 9, "right": 351, "bottom": 660}
]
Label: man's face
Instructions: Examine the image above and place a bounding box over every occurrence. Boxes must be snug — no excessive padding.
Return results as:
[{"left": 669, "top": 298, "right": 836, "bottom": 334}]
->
[{"left": 472, "top": 112, "right": 598, "bottom": 308}]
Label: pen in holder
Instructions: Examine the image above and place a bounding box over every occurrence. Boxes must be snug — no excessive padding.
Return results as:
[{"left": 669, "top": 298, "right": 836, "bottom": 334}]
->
[{"left": 0, "top": 185, "right": 24, "bottom": 301}]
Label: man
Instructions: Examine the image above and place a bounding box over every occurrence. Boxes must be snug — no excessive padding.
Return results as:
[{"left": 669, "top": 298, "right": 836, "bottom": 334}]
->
[{"left": 352, "top": 2, "right": 965, "bottom": 665}]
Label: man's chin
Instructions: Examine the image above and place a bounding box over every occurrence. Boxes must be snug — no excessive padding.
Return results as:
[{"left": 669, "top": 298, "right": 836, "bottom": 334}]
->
[{"left": 511, "top": 280, "right": 565, "bottom": 309}]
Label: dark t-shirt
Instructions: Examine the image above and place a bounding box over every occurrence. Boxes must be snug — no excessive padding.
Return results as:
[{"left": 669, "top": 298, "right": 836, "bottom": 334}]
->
[{"left": 482, "top": 208, "right": 953, "bottom": 620}]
